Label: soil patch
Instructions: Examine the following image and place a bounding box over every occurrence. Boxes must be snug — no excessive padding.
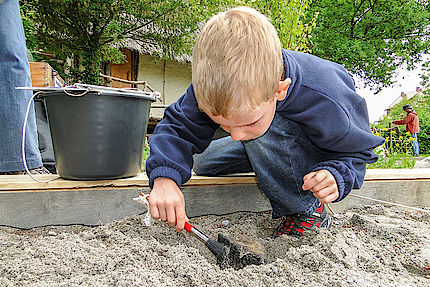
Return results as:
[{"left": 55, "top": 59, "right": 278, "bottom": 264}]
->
[{"left": 1, "top": 205, "right": 429, "bottom": 286}]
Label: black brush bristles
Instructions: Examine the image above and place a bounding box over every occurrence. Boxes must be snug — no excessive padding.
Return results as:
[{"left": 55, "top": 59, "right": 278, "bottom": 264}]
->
[{"left": 205, "top": 239, "right": 227, "bottom": 260}]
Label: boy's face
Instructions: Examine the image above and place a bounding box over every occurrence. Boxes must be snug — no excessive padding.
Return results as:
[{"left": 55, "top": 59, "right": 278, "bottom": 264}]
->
[
  {"left": 206, "top": 78, "right": 291, "bottom": 141},
  {"left": 208, "top": 98, "right": 277, "bottom": 141}
]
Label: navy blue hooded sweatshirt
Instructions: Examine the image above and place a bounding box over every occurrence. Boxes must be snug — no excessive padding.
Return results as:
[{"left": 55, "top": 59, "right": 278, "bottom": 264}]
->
[{"left": 146, "top": 49, "right": 385, "bottom": 201}]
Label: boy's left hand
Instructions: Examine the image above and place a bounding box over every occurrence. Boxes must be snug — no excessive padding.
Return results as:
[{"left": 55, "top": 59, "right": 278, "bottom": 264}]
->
[{"left": 302, "top": 170, "right": 339, "bottom": 204}]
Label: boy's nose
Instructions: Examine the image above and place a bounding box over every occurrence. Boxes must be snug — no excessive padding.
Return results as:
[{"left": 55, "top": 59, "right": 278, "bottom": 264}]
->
[{"left": 230, "top": 129, "right": 246, "bottom": 141}]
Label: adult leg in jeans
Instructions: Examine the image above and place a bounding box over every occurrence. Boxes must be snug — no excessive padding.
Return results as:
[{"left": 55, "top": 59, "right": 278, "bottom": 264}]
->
[
  {"left": 193, "top": 113, "right": 323, "bottom": 219},
  {"left": 411, "top": 133, "right": 420, "bottom": 156},
  {"left": 0, "top": 0, "right": 42, "bottom": 172}
]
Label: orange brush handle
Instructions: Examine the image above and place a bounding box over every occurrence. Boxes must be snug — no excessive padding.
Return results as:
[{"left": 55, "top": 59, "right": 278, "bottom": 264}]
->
[{"left": 184, "top": 222, "right": 194, "bottom": 232}]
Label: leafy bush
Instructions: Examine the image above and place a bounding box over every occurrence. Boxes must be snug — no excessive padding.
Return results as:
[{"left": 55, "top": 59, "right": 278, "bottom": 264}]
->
[
  {"left": 417, "top": 117, "right": 430, "bottom": 153},
  {"left": 374, "top": 129, "right": 417, "bottom": 155}
]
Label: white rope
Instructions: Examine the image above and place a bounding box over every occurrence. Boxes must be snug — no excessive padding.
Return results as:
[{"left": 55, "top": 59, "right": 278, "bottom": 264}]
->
[
  {"left": 349, "top": 193, "right": 430, "bottom": 214},
  {"left": 22, "top": 91, "right": 60, "bottom": 183}
]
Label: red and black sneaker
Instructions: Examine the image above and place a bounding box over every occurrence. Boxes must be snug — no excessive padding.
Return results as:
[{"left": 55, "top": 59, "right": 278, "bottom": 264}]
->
[{"left": 272, "top": 203, "right": 332, "bottom": 239}]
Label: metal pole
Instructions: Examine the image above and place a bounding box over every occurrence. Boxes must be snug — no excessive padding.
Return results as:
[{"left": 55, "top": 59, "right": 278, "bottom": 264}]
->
[{"left": 389, "top": 123, "right": 392, "bottom": 154}]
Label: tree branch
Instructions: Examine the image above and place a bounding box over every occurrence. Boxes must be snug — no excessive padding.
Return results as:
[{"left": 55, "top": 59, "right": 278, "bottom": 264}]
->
[{"left": 101, "top": 4, "right": 182, "bottom": 46}]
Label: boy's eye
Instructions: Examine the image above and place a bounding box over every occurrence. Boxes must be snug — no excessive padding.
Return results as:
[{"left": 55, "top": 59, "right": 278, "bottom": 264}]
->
[{"left": 247, "top": 121, "right": 258, "bottom": 127}]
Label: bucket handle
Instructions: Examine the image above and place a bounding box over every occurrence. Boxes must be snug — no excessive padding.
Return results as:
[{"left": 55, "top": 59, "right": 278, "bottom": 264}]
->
[
  {"left": 21, "top": 90, "right": 60, "bottom": 183},
  {"left": 62, "top": 87, "right": 92, "bottom": 97}
]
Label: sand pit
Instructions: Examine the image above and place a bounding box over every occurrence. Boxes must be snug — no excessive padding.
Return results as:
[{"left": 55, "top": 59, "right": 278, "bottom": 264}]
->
[{"left": 0, "top": 204, "right": 429, "bottom": 286}]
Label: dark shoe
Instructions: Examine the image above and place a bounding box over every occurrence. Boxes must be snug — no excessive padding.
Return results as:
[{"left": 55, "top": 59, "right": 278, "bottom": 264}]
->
[
  {"left": 272, "top": 203, "right": 332, "bottom": 239},
  {"left": 0, "top": 166, "right": 51, "bottom": 175}
]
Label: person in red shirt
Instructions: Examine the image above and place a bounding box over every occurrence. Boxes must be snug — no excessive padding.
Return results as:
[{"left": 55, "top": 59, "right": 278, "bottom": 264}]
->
[{"left": 392, "top": 104, "right": 420, "bottom": 156}]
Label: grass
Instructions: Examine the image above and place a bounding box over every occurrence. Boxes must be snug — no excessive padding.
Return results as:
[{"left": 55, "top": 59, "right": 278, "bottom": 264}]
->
[
  {"left": 141, "top": 146, "right": 150, "bottom": 171},
  {"left": 368, "top": 153, "right": 417, "bottom": 169},
  {"left": 143, "top": 146, "right": 150, "bottom": 163}
]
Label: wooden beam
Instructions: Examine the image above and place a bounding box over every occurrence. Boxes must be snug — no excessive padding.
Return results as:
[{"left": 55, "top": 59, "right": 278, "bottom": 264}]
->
[
  {"left": 363, "top": 168, "right": 430, "bottom": 180},
  {"left": 1, "top": 180, "right": 429, "bottom": 229},
  {"left": 1, "top": 169, "right": 429, "bottom": 192},
  {"left": 99, "top": 73, "right": 155, "bottom": 92},
  {"left": 330, "top": 180, "right": 430, "bottom": 215},
  {"left": 1, "top": 169, "right": 429, "bottom": 228},
  {"left": 0, "top": 188, "right": 148, "bottom": 228},
  {"left": 0, "top": 173, "right": 258, "bottom": 192}
]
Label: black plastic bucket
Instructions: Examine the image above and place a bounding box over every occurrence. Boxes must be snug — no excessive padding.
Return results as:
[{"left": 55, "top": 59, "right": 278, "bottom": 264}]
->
[{"left": 41, "top": 85, "right": 157, "bottom": 180}]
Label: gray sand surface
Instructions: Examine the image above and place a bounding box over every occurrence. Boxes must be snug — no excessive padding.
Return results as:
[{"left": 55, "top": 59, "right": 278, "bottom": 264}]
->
[{"left": 0, "top": 205, "right": 429, "bottom": 287}]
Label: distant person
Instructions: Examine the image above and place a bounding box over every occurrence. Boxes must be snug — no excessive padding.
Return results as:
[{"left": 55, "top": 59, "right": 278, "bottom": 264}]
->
[
  {"left": 0, "top": 0, "right": 49, "bottom": 175},
  {"left": 392, "top": 104, "right": 420, "bottom": 156}
]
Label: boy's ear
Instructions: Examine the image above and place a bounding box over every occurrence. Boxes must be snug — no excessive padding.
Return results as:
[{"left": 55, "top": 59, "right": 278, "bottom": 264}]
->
[{"left": 275, "top": 78, "right": 291, "bottom": 101}]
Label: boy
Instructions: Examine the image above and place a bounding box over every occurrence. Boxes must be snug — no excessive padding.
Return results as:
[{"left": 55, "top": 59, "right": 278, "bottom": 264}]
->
[{"left": 146, "top": 7, "right": 384, "bottom": 238}]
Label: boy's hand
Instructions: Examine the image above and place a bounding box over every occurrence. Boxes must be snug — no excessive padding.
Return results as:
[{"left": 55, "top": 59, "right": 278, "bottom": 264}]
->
[
  {"left": 148, "top": 177, "right": 187, "bottom": 232},
  {"left": 302, "top": 170, "right": 339, "bottom": 204}
]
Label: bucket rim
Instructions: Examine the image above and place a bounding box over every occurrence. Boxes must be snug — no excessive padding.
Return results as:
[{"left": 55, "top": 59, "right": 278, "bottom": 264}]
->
[{"left": 17, "top": 84, "right": 159, "bottom": 102}]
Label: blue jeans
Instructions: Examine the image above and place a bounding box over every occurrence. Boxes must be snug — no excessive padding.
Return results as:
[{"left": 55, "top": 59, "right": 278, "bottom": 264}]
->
[
  {"left": 193, "top": 113, "right": 325, "bottom": 218},
  {"left": 411, "top": 133, "right": 419, "bottom": 156},
  {"left": 0, "top": 0, "right": 42, "bottom": 172}
]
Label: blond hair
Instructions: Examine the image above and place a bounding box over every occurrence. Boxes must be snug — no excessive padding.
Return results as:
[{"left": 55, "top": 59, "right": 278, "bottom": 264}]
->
[{"left": 192, "top": 6, "right": 283, "bottom": 117}]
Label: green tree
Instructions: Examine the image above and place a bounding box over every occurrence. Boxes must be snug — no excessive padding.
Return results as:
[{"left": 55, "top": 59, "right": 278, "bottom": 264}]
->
[
  {"left": 233, "top": 0, "right": 315, "bottom": 52},
  {"left": 31, "top": 0, "right": 210, "bottom": 84},
  {"left": 307, "top": 0, "right": 430, "bottom": 90},
  {"left": 20, "top": 1, "right": 41, "bottom": 61},
  {"left": 26, "top": 0, "right": 315, "bottom": 84},
  {"left": 174, "top": 0, "right": 317, "bottom": 52}
]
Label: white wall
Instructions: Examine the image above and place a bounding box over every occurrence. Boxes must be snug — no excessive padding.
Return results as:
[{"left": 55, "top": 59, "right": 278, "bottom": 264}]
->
[{"left": 137, "top": 54, "right": 192, "bottom": 119}]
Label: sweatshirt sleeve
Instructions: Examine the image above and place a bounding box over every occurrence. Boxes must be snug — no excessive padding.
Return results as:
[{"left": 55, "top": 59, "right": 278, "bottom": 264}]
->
[
  {"left": 278, "top": 90, "right": 384, "bottom": 201},
  {"left": 393, "top": 115, "right": 412, "bottom": 125},
  {"left": 307, "top": 98, "right": 383, "bottom": 201},
  {"left": 310, "top": 148, "right": 378, "bottom": 201},
  {"left": 308, "top": 98, "right": 383, "bottom": 200},
  {"left": 145, "top": 84, "right": 219, "bottom": 188}
]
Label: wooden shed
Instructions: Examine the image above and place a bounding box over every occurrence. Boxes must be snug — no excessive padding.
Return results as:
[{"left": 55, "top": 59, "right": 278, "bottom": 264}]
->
[{"left": 104, "top": 47, "right": 192, "bottom": 120}]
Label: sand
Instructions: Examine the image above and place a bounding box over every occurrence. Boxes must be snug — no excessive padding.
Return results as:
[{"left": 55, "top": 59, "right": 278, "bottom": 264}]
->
[{"left": 0, "top": 204, "right": 429, "bottom": 287}]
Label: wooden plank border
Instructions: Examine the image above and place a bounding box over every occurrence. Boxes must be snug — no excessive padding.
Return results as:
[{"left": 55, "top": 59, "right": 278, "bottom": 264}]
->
[
  {"left": 1, "top": 168, "right": 429, "bottom": 192},
  {"left": 0, "top": 169, "right": 429, "bottom": 229},
  {"left": 1, "top": 180, "right": 429, "bottom": 229}
]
